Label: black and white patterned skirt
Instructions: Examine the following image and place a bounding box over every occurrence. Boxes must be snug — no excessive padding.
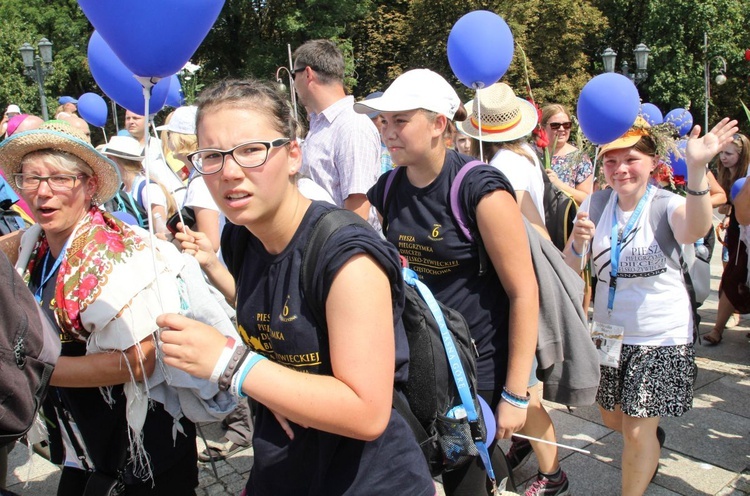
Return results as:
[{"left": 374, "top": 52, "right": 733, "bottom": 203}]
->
[{"left": 597, "top": 344, "right": 696, "bottom": 418}]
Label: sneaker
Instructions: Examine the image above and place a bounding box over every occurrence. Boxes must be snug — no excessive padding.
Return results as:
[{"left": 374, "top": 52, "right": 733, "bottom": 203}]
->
[
  {"left": 525, "top": 470, "right": 570, "bottom": 496},
  {"left": 506, "top": 436, "right": 533, "bottom": 471}
]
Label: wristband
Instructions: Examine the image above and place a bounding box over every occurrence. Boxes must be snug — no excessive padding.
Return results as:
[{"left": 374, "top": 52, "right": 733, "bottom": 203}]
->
[
  {"left": 685, "top": 186, "right": 710, "bottom": 196},
  {"left": 231, "top": 351, "right": 267, "bottom": 399},
  {"left": 570, "top": 242, "right": 588, "bottom": 258},
  {"left": 501, "top": 390, "right": 530, "bottom": 409},
  {"left": 209, "top": 337, "right": 237, "bottom": 383},
  {"left": 217, "top": 342, "right": 248, "bottom": 391}
]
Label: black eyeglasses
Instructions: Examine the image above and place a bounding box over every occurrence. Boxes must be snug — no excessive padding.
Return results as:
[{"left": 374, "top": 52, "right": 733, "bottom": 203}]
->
[
  {"left": 548, "top": 122, "right": 572, "bottom": 130},
  {"left": 187, "top": 138, "right": 291, "bottom": 175},
  {"left": 14, "top": 173, "right": 84, "bottom": 191}
]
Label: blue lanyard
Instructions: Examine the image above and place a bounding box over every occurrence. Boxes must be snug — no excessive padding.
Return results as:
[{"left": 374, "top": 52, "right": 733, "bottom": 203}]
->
[
  {"left": 607, "top": 185, "right": 653, "bottom": 313},
  {"left": 35, "top": 248, "right": 64, "bottom": 304}
]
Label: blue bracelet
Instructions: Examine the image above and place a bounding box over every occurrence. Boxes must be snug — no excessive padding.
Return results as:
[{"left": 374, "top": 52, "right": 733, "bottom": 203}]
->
[
  {"left": 501, "top": 390, "right": 529, "bottom": 409},
  {"left": 233, "top": 352, "right": 267, "bottom": 399},
  {"left": 570, "top": 242, "right": 588, "bottom": 258}
]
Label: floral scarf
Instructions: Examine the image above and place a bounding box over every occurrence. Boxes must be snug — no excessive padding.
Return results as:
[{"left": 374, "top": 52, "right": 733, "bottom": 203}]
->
[{"left": 21, "top": 207, "right": 147, "bottom": 342}]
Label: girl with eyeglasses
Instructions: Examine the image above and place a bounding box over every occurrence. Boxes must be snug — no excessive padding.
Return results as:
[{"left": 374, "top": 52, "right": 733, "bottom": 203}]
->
[
  {"left": 539, "top": 104, "right": 594, "bottom": 206},
  {"left": 157, "top": 78, "right": 435, "bottom": 495}
]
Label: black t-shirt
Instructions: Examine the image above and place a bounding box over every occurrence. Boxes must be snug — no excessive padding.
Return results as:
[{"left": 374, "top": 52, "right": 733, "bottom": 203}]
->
[
  {"left": 30, "top": 250, "right": 197, "bottom": 486},
  {"left": 222, "top": 201, "right": 433, "bottom": 496},
  {"left": 368, "top": 149, "right": 515, "bottom": 390}
]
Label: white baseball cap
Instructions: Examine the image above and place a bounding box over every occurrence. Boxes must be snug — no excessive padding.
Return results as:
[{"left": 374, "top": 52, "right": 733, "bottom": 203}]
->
[
  {"left": 353, "top": 69, "right": 462, "bottom": 120},
  {"left": 6, "top": 104, "right": 21, "bottom": 115},
  {"left": 155, "top": 105, "right": 197, "bottom": 134}
]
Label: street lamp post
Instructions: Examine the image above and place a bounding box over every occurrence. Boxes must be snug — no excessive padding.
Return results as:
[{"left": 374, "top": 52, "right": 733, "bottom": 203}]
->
[
  {"left": 602, "top": 43, "right": 651, "bottom": 86},
  {"left": 19, "top": 38, "right": 54, "bottom": 121},
  {"left": 703, "top": 32, "right": 727, "bottom": 132}
]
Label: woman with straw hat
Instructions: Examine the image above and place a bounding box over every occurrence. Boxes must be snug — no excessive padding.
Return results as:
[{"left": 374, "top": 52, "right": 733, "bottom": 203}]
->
[
  {"left": 458, "top": 82, "right": 570, "bottom": 495},
  {"left": 0, "top": 121, "right": 208, "bottom": 494},
  {"left": 458, "top": 82, "right": 549, "bottom": 239},
  {"left": 357, "top": 68, "right": 538, "bottom": 495},
  {"left": 565, "top": 116, "right": 738, "bottom": 495}
]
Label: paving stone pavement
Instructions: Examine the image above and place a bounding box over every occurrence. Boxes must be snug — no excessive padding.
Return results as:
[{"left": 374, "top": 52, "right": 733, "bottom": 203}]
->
[{"left": 5, "top": 226, "right": 749, "bottom": 495}]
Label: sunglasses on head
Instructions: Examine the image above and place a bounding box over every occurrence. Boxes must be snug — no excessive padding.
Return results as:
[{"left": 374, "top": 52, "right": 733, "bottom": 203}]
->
[{"left": 548, "top": 122, "right": 572, "bottom": 130}]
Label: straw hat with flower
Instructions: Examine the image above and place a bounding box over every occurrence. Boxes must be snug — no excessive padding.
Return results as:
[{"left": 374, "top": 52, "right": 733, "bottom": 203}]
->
[
  {"left": 0, "top": 120, "right": 121, "bottom": 203},
  {"left": 457, "top": 82, "right": 538, "bottom": 143}
]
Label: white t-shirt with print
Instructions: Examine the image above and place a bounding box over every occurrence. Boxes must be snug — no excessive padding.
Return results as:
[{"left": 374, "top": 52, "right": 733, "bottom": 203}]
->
[{"left": 584, "top": 189, "right": 692, "bottom": 346}]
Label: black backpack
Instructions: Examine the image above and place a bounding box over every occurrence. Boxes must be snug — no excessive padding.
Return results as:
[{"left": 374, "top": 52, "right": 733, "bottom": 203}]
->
[
  {"left": 540, "top": 166, "right": 578, "bottom": 251},
  {"left": 223, "top": 209, "right": 494, "bottom": 480},
  {"left": 0, "top": 249, "right": 59, "bottom": 447},
  {"left": 0, "top": 200, "right": 30, "bottom": 236}
]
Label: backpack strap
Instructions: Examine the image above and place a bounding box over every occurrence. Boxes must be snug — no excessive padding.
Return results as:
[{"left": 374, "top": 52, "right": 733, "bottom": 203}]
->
[
  {"left": 301, "top": 209, "right": 370, "bottom": 330},
  {"left": 135, "top": 179, "right": 148, "bottom": 209},
  {"left": 449, "top": 160, "right": 490, "bottom": 276},
  {"left": 380, "top": 167, "right": 406, "bottom": 235},
  {"left": 586, "top": 188, "right": 613, "bottom": 225}
]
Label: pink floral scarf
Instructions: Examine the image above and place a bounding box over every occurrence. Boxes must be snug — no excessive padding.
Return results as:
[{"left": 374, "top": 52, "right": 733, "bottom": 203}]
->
[{"left": 21, "top": 207, "right": 147, "bottom": 342}]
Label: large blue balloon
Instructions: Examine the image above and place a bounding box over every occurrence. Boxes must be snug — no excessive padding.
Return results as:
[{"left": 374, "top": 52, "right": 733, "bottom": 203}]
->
[
  {"left": 447, "top": 11, "right": 514, "bottom": 89},
  {"left": 731, "top": 177, "right": 746, "bottom": 201},
  {"left": 165, "top": 75, "right": 184, "bottom": 108},
  {"left": 667, "top": 139, "right": 688, "bottom": 177},
  {"left": 640, "top": 103, "right": 663, "bottom": 126},
  {"left": 78, "top": 0, "right": 224, "bottom": 78},
  {"left": 577, "top": 73, "right": 640, "bottom": 145},
  {"left": 77, "top": 92, "right": 108, "bottom": 127},
  {"left": 88, "top": 31, "right": 172, "bottom": 115},
  {"left": 665, "top": 108, "right": 693, "bottom": 137}
]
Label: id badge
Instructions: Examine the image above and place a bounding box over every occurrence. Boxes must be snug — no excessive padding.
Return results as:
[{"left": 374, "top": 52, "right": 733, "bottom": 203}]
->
[{"left": 591, "top": 321, "right": 624, "bottom": 368}]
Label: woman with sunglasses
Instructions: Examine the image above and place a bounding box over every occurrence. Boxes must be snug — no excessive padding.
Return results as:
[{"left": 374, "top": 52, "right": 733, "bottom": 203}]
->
[
  {"left": 157, "top": 79, "right": 435, "bottom": 495},
  {"left": 539, "top": 104, "right": 594, "bottom": 206}
]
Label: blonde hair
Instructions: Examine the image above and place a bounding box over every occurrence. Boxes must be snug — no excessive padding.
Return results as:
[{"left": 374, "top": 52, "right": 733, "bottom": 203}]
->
[
  {"left": 168, "top": 132, "right": 198, "bottom": 155},
  {"left": 541, "top": 104, "right": 570, "bottom": 126}
]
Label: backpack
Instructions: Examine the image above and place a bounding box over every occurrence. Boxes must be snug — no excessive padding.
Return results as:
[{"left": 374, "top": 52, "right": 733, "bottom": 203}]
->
[
  {"left": 103, "top": 182, "right": 150, "bottom": 229},
  {"left": 0, "top": 199, "right": 30, "bottom": 236},
  {"left": 587, "top": 188, "right": 710, "bottom": 341},
  {"left": 222, "top": 209, "right": 498, "bottom": 485},
  {"left": 540, "top": 167, "right": 578, "bottom": 251},
  {"left": 0, "top": 249, "right": 59, "bottom": 447}
]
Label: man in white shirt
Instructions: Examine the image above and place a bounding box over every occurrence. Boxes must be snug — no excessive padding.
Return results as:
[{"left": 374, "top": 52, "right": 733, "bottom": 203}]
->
[{"left": 292, "top": 39, "right": 381, "bottom": 230}]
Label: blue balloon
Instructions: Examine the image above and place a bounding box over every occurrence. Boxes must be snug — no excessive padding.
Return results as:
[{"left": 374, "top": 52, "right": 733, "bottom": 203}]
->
[
  {"left": 478, "top": 396, "right": 495, "bottom": 444},
  {"left": 667, "top": 139, "right": 688, "bottom": 177},
  {"left": 165, "top": 75, "right": 184, "bottom": 108},
  {"left": 78, "top": 0, "right": 224, "bottom": 78},
  {"left": 665, "top": 108, "right": 693, "bottom": 137},
  {"left": 731, "top": 177, "right": 746, "bottom": 201},
  {"left": 77, "top": 92, "right": 108, "bottom": 127},
  {"left": 577, "top": 73, "right": 640, "bottom": 145},
  {"left": 640, "top": 103, "right": 663, "bottom": 125},
  {"left": 447, "top": 11, "right": 514, "bottom": 89},
  {"left": 88, "top": 31, "right": 172, "bottom": 114}
]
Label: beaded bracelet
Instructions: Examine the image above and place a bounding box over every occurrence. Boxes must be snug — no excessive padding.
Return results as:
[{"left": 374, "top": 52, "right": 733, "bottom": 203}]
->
[
  {"left": 230, "top": 351, "right": 267, "bottom": 399},
  {"left": 501, "top": 386, "right": 530, "bottom": 410},
  {"left": 685, "top": 186, "right": 710, "bottom": 196},
  {"left": 209, "top": 337, "right": 237, "bottom": 383},
  {"left": 217, "top": 343, "right": 248, "bottom": 391}
]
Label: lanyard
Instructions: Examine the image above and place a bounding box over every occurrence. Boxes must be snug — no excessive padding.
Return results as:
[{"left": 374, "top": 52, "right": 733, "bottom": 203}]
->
[
  {"left": 607, "top": 185, "right": 652, "bottom": 313},
  {"left": 35, "top": 250, "right": 63, "bottom": 304}
]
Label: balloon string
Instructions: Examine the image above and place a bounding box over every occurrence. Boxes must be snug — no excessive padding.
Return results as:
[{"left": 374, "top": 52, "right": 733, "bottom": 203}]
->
[
  {"left": 137, "top": 77, "right": 165, "bottom": 313},
  {"left": 477, "top": 91, "right": 484, "bottom": 163},
  {"left": 580, "top": 145, "right": 599, "bottom": 271},
  {"left": 101, "top": 127, "right": 108, "bottom": 143}
]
